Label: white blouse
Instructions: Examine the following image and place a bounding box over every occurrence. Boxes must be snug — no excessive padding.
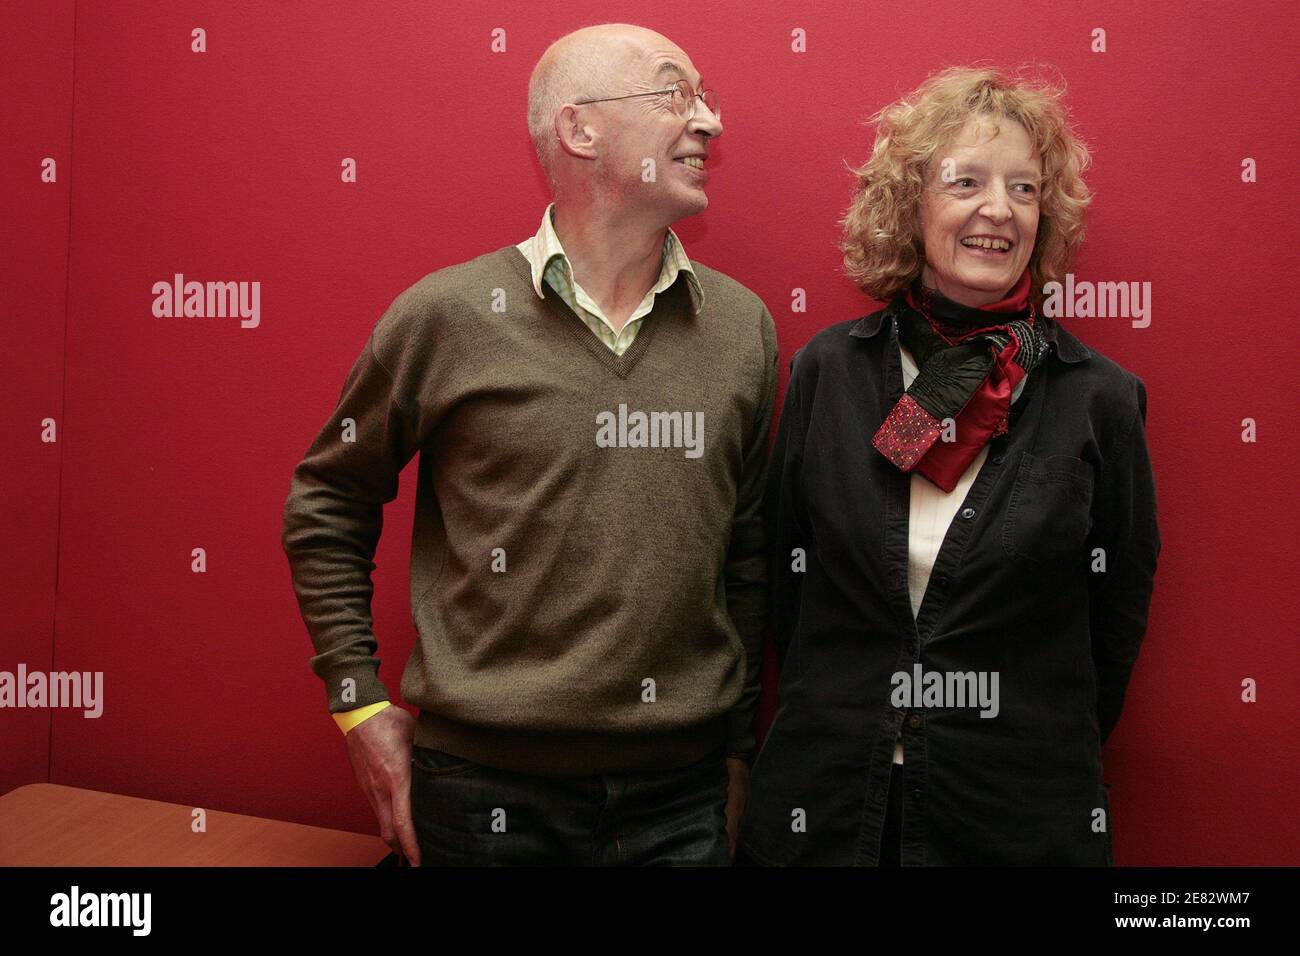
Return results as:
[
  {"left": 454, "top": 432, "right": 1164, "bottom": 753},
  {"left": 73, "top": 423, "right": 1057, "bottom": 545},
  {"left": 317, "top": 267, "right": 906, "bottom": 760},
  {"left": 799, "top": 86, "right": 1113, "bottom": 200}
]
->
[{"left": 893, "top": 342, "right": 1027, "bottom": 764}]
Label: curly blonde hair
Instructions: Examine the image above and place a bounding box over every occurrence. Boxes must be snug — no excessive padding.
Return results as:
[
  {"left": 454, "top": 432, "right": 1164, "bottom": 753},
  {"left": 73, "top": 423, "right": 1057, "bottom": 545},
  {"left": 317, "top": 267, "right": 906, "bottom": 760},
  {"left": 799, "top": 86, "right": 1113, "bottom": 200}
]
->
[{"left": 840, "top": 66, "right": 1092, "bottom": 308}]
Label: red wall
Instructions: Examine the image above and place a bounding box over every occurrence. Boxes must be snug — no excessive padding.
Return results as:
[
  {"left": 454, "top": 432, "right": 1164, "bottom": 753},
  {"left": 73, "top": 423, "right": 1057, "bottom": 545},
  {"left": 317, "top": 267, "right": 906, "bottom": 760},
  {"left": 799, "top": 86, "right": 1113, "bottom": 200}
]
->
[{"left": 4, "top": 0, "right": 1297, "bottom": 865}]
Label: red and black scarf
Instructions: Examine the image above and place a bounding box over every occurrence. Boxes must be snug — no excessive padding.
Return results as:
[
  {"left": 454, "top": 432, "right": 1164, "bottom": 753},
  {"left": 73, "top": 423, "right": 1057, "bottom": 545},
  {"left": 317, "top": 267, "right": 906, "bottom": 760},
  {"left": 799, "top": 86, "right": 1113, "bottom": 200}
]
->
[{"left": 872, "top": 269, "right": 1047, "bottom": 493}]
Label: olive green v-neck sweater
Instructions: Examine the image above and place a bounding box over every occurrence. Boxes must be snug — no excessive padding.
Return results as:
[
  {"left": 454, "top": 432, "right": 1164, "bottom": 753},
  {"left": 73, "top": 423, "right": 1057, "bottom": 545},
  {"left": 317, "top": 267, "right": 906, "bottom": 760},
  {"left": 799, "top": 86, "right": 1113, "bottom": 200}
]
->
[{"left": 281, "top": 245, "right": 777, "bottom": 775}]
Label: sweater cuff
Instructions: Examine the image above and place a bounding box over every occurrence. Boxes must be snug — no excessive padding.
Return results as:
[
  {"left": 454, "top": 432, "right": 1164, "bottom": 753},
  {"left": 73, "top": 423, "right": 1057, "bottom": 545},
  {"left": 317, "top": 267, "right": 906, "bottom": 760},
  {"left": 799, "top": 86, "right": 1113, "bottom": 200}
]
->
[
  {"left": 333, "top": 700, "right": 392, "bottom": 734},
  {"left": 320, "top": 658, "right": 388, "bottom": 706}
]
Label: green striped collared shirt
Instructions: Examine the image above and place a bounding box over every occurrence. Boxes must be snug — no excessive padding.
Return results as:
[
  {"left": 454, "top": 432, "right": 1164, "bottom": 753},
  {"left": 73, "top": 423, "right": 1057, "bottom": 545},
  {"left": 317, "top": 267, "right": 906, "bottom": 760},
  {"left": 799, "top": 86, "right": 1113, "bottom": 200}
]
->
[{"left": 515, "top": 203, "right": 705, "bottom": 355}]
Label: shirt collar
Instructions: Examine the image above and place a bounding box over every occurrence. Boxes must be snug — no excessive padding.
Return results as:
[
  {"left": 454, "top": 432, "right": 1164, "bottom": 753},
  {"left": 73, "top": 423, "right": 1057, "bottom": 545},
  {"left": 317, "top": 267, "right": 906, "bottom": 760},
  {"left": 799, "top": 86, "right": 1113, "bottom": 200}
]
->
[
  {"left": 849, "top": 296, "right": 1092, "bottom": 364},
  {"left": 519, "top": 203, "right": 704, "bottom": 314}
]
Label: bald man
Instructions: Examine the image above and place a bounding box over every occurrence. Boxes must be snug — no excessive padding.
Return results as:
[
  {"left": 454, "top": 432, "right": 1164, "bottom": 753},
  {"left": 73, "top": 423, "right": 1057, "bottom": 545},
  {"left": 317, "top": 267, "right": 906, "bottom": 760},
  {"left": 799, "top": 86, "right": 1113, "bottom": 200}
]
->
[{"left": 281, "top": 23, "right": 777, "bottom": 866}]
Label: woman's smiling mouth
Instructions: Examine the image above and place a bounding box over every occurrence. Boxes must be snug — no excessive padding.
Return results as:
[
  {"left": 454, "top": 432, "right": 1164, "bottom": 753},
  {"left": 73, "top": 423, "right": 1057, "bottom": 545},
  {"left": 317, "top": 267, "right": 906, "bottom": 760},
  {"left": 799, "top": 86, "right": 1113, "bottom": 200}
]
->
[{"left": 961, "top": 235, "right": 1014, "bottom": 254}]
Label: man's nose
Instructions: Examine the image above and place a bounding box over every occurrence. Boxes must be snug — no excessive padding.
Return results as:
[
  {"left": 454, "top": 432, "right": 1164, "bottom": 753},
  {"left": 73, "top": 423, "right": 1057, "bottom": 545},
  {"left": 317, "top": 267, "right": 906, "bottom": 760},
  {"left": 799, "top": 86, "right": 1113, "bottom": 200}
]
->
[{"left": 688, "top": 101, "right": 723, "bottom": 138}]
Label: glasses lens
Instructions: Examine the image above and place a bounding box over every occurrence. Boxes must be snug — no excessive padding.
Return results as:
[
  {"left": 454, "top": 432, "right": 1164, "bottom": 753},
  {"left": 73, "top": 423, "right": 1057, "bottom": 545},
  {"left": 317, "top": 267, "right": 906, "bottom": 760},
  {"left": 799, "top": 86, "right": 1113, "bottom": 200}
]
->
[
  {"left": 702, "top": 89, "right": 720, "bottom": 121},
  {"left": 672, "top": 80, "right": 692, "bottom": 118}
]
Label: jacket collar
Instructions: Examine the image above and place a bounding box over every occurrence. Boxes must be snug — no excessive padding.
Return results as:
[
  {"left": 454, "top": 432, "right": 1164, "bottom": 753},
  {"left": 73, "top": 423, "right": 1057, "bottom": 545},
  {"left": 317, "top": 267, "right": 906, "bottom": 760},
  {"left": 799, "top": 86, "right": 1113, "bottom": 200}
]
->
[{"left": 849, "top": 297, "right": 1091, "bottom": 363}]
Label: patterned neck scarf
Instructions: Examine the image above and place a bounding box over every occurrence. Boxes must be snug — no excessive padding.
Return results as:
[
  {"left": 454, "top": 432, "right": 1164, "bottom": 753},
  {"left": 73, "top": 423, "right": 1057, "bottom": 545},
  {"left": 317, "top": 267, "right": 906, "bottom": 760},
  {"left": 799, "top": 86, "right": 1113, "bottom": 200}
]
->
[{"left": 872, "top": 268, "right": 1048, "bottom": 492}]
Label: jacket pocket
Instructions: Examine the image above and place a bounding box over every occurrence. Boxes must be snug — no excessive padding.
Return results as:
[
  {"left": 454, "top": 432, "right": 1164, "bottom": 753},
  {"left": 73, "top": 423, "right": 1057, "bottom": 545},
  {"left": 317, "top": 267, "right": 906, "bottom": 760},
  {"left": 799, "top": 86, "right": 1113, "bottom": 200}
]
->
[{"left": 1001, "top": 452, "right": 1095, "bottom": 566}]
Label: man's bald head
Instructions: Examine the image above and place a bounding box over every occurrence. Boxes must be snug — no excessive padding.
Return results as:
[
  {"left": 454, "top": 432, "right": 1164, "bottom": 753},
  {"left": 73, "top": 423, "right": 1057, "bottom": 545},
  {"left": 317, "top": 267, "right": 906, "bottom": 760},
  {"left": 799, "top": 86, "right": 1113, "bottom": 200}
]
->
[{"left": 527, "top": 24, "right": 681, "bottom": 189}]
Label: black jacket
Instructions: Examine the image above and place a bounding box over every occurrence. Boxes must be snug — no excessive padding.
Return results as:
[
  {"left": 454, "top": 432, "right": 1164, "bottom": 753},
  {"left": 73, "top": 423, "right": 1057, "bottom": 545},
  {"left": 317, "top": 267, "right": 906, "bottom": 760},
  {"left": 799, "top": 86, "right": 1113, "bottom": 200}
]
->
[{"left": 738, "top": 299, "right": 1161, "bottom": 865}]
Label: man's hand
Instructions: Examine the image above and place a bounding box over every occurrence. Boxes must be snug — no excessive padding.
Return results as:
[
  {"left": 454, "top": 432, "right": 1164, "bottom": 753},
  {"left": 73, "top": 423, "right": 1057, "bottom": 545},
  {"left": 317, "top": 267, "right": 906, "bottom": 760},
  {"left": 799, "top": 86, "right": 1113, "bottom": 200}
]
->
[
  {"left": 724, "top": 755, "right": 751, "bottom": 861},
  {"left": 344, "top": 704, "right": 421, "bottom": 866}
]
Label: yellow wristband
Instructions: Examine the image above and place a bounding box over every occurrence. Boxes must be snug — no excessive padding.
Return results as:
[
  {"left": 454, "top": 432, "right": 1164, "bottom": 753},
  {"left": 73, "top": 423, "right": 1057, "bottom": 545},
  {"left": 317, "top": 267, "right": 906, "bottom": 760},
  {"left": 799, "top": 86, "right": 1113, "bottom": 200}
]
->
[{"left": 333, "top": 700, "right": 392, "bottom": 734}]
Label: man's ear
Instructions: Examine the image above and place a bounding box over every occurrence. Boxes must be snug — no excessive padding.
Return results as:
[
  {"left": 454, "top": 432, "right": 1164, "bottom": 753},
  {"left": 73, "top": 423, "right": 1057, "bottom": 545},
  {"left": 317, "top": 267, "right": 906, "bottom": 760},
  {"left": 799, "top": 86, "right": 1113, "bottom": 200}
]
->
[{"left": 555, "top": 105, "right": 598, "bottom": 161}]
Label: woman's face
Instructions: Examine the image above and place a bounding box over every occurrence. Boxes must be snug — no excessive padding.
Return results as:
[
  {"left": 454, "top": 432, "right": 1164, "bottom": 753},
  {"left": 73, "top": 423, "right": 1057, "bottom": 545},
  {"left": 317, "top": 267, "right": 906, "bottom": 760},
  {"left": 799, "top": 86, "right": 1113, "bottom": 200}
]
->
[{"left": 918, "top": 115, "right": 1042, "bottom": 307}]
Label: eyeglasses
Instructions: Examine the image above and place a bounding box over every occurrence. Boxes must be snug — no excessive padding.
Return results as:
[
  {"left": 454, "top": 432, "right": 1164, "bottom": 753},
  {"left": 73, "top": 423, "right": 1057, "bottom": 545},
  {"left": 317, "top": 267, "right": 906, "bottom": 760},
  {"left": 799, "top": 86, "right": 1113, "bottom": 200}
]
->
[{"left": 575, "top": 78, "right": 721, "bottom": 122}]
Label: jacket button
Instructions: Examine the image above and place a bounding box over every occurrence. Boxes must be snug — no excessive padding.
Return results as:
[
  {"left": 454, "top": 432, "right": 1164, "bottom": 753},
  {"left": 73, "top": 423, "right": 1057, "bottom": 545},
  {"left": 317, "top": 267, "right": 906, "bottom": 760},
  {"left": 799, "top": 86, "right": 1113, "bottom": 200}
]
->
[
  {"left": 960, "top": 507, "right": 976, "bottom": 519},
  {"left": 908, "top": 714, "right": 922, "bottom": 728},
  {"left": 992, "top": 453, "right": 1005, "bottom": 464}
]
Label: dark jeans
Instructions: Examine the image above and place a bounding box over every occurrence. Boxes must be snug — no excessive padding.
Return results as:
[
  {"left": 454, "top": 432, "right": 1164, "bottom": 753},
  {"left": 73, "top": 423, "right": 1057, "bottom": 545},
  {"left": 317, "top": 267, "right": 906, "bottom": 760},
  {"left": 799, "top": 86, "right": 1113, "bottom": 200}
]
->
[
  {"left": 735, "top": 762, "right": 903, "bottom": 866},
  {"left": 410, "top": 743, "right": 731, "bottom": 866}
]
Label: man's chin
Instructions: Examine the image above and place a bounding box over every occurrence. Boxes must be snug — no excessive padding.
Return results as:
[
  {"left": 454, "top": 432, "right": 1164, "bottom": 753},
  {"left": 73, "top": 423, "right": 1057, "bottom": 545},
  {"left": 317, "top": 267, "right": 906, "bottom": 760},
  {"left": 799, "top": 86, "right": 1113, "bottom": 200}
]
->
[
  {"left": 671, "top": 190, "right": 709, "bottom": 219},
  {"left": 641, "top": 188, "right": 708, "bottom": 228}
]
